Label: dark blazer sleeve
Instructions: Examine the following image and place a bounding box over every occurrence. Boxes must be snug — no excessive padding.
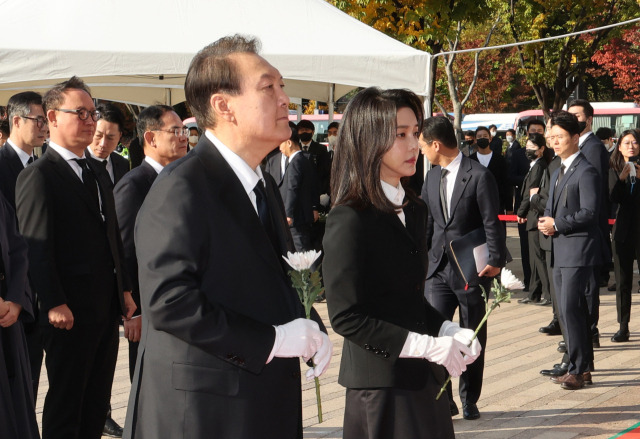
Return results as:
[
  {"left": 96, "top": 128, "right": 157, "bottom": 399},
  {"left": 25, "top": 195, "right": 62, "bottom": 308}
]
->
[
  {"left": 323, "top": 205, "right": 410, "bottom": 361},
  {"left": 15, "top": 166, "right": 67, "bottom": 312},
  {"left": 114, "top": 175, "right": 147, "bottom": 313}
]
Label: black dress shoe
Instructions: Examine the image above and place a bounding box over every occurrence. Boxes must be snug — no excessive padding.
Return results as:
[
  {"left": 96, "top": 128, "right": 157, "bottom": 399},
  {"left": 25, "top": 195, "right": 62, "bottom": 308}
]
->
[
  {"left": 315, "top": 293, "right": 326, "bottom": 303},
  {"left": 593, "top": 334, "right": 600, "bottom": 348},
  {"left": 611, "top": 329, "right": 630, "bottom": 342},
  {"left": 517, "top": 297, "right": 532, "bottom": 304},
  {"left": 557, "top": 341, "right": 567, "bottom": 353},
  {"left": 462, "top": 403, "right": 480, "bottom": 420},
  {"left": 540, "top": 362, "right": 569, "bottom": 376},
  {"left": 608, "top": 283, "right": 617, "bottom": 292},
  {"left": 539, "top": 321, "right": 562, "bottom": 335},
  {"left": 103, "top": 417, "right": 123, "bottom": 438},
  {"left": 536, "top": 298, "right": 551, "bottom": 306}
]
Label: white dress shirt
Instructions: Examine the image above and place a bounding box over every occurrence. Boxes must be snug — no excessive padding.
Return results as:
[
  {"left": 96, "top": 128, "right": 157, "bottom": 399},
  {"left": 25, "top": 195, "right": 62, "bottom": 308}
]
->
[
  {"left": 144, "top": 156, "right": 164, "bottom": 175},
  {"left": 205, "top": 130, "right": 263, "bottom": 215},
  {"left": 87, "top": 147, "right": 114, "bottom": 183},
  {"left": 6, "top": 139, "right": 35, "bottom": 168},
  {"left": 381, "top": 180, "right": 406, "bottom": 226},
  {"left": 440, "top": 152, "right": 463, "bottom": 219},
  {"left": 578, "top": 131, "right": 592, "bottom": 147}
]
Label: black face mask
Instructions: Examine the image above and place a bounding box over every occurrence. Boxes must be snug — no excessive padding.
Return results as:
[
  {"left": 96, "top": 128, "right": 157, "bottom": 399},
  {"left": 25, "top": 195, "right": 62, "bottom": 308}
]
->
[
  {"left": 577, "top": 121, "right": 587, "bottom": 133},
  {"left": 465, "top": 140, "right": 474, "bottom": 146},
  {"left": 525, "top": 149, "right": 539, "bottom": 161},
  {"left": 299, "top": 132, "right": 313, "bottom": 143},
  {"left": 476, "top": 138, "right": 490, "bottom": 149}
]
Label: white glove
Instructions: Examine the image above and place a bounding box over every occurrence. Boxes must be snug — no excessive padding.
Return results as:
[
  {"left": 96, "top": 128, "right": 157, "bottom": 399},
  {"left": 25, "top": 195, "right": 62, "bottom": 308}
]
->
[
  {"left": 268, "top": 318, "right": 325, "bottom": 363},
  {"left": 439, "top": 320, "right": 482, "bottom": 365},
  {"left": 319, "top": 193, "right": 331, "bottom": 207},
  {"left": 400, "top": 331, "right": 471, "bottom": 377},
  {"left": 304, "top": 331, "right": 333, "bottom": 381}
]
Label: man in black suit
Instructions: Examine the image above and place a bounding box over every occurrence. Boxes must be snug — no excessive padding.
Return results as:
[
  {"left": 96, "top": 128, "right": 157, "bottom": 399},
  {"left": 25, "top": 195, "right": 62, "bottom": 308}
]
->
[
  {"left": 114, "top": 104, "right": 188, "bottom": 380},
  {"left": 15, "top": 76, "right": 136, "bottom": 439},
  {"left": 420, "top": 116, "right": 506, "bottom": 420},
  {"left": 470, "top": 126, "right": 510, "bottom": 214},
  {"left": 538, "top": 110, "right": 601, "bottom": 390},
  {"left": 0, "top": 91, "right": 47, "bottom": 397},
  {"left": 297, "top": 119, "right": 331, "bottom": 197},
  {"left": 276, "top": 126, "right": 316, "bottom": 252},
  {"left": 568, "top": 99, "right": 610, "bottom": 346},
  {"left": 123, "top": 35, "right": 331, "bottom": 439},
  {"left": 506, "top": 127, "right": 533, "bottom": 291},
  {"left": 86, "top": 103, "right": 130, "bottom": 187}
]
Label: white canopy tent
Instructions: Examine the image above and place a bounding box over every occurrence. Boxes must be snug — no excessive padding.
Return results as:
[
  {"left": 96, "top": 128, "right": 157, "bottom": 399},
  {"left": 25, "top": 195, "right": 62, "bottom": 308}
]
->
[{"left": 0, "top": 0, "right": 430, "bottom": 107}]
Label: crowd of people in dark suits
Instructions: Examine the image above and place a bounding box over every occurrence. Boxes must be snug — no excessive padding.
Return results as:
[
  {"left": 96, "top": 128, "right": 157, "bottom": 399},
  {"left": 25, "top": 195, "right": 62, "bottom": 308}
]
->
[{"left": 0, "top": 33, "right": 638, "bottom": 439}]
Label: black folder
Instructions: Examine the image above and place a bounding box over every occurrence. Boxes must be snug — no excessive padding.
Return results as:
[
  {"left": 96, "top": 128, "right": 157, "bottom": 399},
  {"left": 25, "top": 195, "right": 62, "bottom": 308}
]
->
[{"left": 449, "top": 227, "right": 488, "bottom": 288}]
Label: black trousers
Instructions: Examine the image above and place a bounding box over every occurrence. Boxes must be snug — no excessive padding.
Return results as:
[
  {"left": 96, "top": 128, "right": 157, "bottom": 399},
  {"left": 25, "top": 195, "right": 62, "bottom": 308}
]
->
[
  {"left": 554, "top": 266, "right": 594, "bottom": 374},
  {"left": 613, "top": 238, "right": 640, "bottom": 324},
  {"left": 22, "top": 321, "right": 43, "bottom": 396},
  {"left": 425, "top": 261, "right": 489, "bottom": 406},
  {"left": 528, "top": 230, "right": 550, "bottom": 301},
  {"left": 518, "top": 222, "right": 531, "bottom": 287},
  {"left": 42, "top": 320, "right": 119, "bottom": 439}
]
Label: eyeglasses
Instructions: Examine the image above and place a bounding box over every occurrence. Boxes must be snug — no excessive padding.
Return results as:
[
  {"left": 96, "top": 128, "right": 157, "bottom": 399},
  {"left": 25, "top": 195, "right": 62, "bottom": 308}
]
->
[
  {"left": 22, "top": 116, "right": 47, "bottom": 129},
  {"left": 152, "top": 127, "right": 189, "bottom": 137},
  {"left": 56, "top": 108, "right": 100, "bottom": 122}
]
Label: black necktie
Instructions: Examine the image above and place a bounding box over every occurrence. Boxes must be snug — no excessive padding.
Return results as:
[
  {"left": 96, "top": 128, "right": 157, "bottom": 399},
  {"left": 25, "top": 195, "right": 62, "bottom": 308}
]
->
[
  {"left": 101, "top": 159, "right": 108, "bottom": 168},
  {"left": 26, "top": 156, "right": 34, "bottom": 165},
  {"left": 254, "top": 180, "right": 278, "bottom": 251},
  {"left": 556, "top": 164, "right": 566, "bottom": 186},
  {"left": 284, "top": 156, "right": 289, "bottom": 171},
  {"left": 73, "top": 158, "right": 99, "bottom": 209},
  {"left": 440, "top": 168, "right": 449, "bottom": 223}
]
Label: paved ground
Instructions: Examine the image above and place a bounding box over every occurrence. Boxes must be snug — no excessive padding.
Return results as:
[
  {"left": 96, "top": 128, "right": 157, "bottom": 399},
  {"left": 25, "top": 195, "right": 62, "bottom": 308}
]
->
[{"left": 33, "top": 225, "right": 640, "bottom": 438}]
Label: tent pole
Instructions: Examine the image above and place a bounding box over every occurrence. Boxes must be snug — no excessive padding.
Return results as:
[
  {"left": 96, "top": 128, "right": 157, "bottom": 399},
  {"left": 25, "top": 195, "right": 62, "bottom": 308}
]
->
[
  {"left": 328, "top": 84, "right": 335, "bottom": 121},
  {"left": 165, "top": 88, "right": 171, "bottom": 106}
]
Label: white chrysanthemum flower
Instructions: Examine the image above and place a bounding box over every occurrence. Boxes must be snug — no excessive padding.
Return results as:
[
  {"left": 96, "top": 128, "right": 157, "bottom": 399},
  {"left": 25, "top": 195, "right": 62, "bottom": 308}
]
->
[
  {"left": 501, "top": 268, "right": 525, "bottom": 291},
  {"left": 283, "top": 250, "right": 322, "bottom": 271}
]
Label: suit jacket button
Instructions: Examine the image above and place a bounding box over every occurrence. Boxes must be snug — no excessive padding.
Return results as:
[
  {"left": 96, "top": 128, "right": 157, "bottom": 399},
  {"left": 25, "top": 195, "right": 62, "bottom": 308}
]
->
[
  {"left": 383, "top": 352, "right": 390, "bottom": 358},
  {"left": 364, "top": 344, "right": 371, "bottom": 350}
]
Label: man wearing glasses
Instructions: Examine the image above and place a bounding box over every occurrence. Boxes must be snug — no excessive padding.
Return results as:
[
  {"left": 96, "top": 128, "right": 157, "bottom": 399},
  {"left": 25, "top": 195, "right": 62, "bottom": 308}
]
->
[{"left": 15, "top": 76, "right": 136, "bottom": 439}]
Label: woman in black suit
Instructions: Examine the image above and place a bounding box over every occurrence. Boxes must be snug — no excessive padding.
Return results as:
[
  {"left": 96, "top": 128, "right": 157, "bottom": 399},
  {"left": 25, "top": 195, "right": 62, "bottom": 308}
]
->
[
  {"left": 609, "top": 129, "right": 640, "bottom": 342},
  {"left": 516, "top": 133, "right": 554, "bottom": 304},
  {"left": 323, "top": 87, "right": 481, "bottom": 439}
]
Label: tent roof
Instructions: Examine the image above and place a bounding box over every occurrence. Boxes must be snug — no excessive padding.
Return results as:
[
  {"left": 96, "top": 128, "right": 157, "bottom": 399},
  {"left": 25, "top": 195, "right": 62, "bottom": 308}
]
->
[{"left": 0, "top": 0, "right": 429, "bottom": 106}]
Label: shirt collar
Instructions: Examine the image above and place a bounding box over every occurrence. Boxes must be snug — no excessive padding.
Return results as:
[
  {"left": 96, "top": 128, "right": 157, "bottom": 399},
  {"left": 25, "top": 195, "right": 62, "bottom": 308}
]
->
[
  {"left": 381, "top": 180, "right": 405, "bottom": 206},
  {"left": 561, "top": 150, "right": 580, "bottom": 169},
  {"left": 48, "top": 140, "right": 85, "bottom": 161},
  {"left": 443, "top": 151, "right": 463, "bottom": 173},
  {"left": 6, "top": 139, "right": 34, "bottom": 167},
  {"left": 578, "top": 131, "right": 592, "bottom": 147},
  {"left": 144, "top": 156, "right": 164, "bottom": 174},
  {"left": 205, "top": 130, "right": 263, "bottom": 196},
  {"left": 87, "top": 146, "right": 110, "bottom": 164}
]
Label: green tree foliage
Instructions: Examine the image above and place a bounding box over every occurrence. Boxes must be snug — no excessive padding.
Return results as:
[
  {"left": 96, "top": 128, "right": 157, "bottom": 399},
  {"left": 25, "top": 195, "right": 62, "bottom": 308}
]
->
[{"left": 504, "top": 0, "right": 640, "bottom": 118}]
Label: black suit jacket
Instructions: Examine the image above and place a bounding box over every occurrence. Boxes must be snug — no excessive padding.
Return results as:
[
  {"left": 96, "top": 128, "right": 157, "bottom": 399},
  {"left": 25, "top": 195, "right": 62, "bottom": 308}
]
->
[
  {"left": 113, "top": 160, "right": 158, "bottom": 314},
  {"left": 470, "top": 151, "right": 510, "bottom": 213},
  {"left": 15, "top": 147, "right": 130, "bottom": 325},
  {"left": 532, "top": 155, "right": 560, "bottom": 252},
  {"left": 302, "top": 140, "right": 331, "bottom": 195},
  {"left": 279, "top": 152, "right": 315, "bottom": 227},
  {"left": 86, "top": 149, "right": 130, "bottom": 187},
  {"left": 506, "top": 141, "right": 530, "bottom": 211},
  {"left": 517, "top": 159, "right": 547, "bottom": 230},
  {"left": 609, "top": 168, "right": 640, "bottom": 243},
  {"left": 544, "top": 153, "right": 601, "bottom": 268},
  {"left": 323, "top": 200, "right": 446, "bottom": 389},
  {"left": 422, "top": 155, "right": 506, "bottom": 287},
  {"left": 263, "top": 151, "right": 285, "bottom": 186},
  {"left": 124, "top": 135, "right": 321, "bottom": 439},
  {"left": 0, "top": 142, "right": 28, "bottom": 209}
]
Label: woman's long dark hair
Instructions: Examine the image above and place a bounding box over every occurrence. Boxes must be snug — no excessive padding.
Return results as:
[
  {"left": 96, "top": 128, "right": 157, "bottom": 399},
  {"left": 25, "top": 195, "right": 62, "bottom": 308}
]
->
[
  {"left": 610, "top": 129, "right": 640, "bottom": 173},
  {"left": 330, "top": 87, "right": 423, "bottom": 213}
]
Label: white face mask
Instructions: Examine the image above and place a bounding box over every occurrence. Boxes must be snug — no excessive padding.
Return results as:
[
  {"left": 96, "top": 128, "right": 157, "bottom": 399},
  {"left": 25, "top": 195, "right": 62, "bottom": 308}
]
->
[
  {"left": 606, "top": 141, "right": 616, "bottom": 153},
  {"left": 327, "top": 135, "right": 337, "bottom": 149},
  {"left": 188, "top": 136, "right": 198, "bottom": 145},
  {"left": 506, "top": 135, "right": 514, "bottom": 143},
  {"left": 490, "top": 130, "right": 497, "bottom": 137}
]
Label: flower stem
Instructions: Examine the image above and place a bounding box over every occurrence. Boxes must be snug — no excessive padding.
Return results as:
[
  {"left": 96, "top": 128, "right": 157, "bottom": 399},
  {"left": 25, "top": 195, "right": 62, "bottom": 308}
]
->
[
  {"left": 435, "top": 302, "right": 499, "bottom": 400},
  {"left": 314, "top": 375, "right": 323, "bottom": 423}
]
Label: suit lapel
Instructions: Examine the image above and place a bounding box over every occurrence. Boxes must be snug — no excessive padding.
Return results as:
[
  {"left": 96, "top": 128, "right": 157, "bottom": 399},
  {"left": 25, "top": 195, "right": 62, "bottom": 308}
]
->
[
  {"left": 46, "top": 148, "right": 103, "bottom": 221},
  {"left": 4, "top": 145, "right": 25, "bottom": 180},
  {"left": 447, "top": 157, "right": 472, "bottom": 225},
  {"left": 553, "top": 155, "right": 583, "bottom": 211},
  {"left": 197, "top": 138, "right": 287, "bottom": 277}
]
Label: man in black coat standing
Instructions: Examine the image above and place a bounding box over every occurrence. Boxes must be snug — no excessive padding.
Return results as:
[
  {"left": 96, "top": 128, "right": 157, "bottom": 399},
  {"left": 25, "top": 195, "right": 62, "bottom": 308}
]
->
[
  {"left": 421, "top": 117, "right": 506, "bottom": 420},
  {"left": 0, "top": 91, "right": 46, "bottom": 397},
  {"left": 86, "top": 103, "right": 130, "bottom": 188},
  {"left": 568, "top": 99, "right": 610, "bottom": 347},
  {"left": 123, "top": 35, "right": 331, "bottom": 439},
  {"left": 15, "top": 76, "right": 136, "bottom": 439}
]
